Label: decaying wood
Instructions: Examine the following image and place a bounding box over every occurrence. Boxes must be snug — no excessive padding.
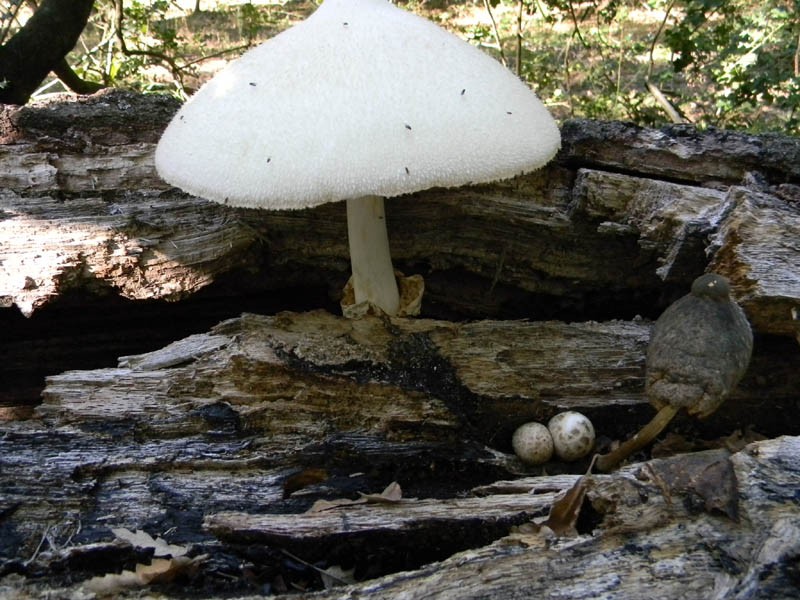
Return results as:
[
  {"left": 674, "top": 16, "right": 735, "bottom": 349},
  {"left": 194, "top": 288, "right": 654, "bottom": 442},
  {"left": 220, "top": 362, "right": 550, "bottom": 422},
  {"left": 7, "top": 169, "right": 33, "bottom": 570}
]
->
[
  {"left": 31, "top": 311, "right": 800, "bottom": 441},
  {"left": 277, "top": 437, "right": 800, "bottom": 600},
  {"left": 1, "top": 90, "right": 798, "bottom": 337},
  {"left": 2, "top": 91, "right": 799, "bottom": 598},
  {"left": 1, "top": 310, "right": 799, "bottom": 597},
  {"left": 203, "top": 440, "right": 800, "bottom": 600}
]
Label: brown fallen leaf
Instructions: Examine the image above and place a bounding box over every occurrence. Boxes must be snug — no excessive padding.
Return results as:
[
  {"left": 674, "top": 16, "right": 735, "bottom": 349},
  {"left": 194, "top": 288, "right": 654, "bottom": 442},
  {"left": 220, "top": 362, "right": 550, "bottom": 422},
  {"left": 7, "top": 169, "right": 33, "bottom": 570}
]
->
[
  {"left": 358, "top": 481, "right": 403, "bottom": 504},
  {"left": 320, "top": 565, "right": 356, "bottom": 589},
  {"left": 638, "top": 451, "right": 739, "bottom": 521},
  {"left": 307, "top": 497, "right": 360, "bottom": 513},
  {"left": 705, "top": 427, "right": 767, "bottom": 453},
  {"left": 0, "top": 406, "right": 34, "bottom": 422},
  {"left": 538, "top": 475, "right": 589, "bottom": 537},
  {"left": 650, "top": 432, "right": 697, "bottom": 458},
  {"left": 512, "top": 457, "right": 596, "bottom": 539},
  {"left": 111, "top": 527, "right": 188, "bottom": 557},
  {"left": 306, "top": 482, "right": 403, "bottom": 513},
  {"left": 86, "top": 554, "right": 207, "bottom": 596}
]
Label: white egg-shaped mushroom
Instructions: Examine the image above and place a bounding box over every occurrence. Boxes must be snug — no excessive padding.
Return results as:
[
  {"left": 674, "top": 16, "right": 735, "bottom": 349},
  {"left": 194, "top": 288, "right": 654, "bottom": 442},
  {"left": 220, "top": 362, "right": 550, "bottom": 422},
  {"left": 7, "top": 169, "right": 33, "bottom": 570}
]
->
[
  {"left": 155, "top": 0, "right": 561, "bottom": 317},
  {"left": 548, "top": 412, "right": 595, "bottom": 462},
  {"left": 512, "top": 422, "right": 554, "bottom": 465}
]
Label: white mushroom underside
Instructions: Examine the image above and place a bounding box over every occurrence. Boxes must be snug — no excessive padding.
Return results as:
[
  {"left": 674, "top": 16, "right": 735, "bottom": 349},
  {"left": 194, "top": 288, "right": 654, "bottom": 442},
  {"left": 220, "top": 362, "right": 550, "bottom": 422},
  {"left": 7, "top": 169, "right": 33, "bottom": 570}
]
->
[{"left": 155, "top": 0, "right": 561, "bottom": 209}]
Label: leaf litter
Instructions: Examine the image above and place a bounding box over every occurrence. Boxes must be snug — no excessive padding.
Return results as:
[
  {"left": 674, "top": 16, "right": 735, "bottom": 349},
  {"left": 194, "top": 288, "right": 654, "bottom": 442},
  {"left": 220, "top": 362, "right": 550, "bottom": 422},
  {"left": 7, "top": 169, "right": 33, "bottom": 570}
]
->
[{"left": 84, "top": 528, "right": 207, "bottom": 596}]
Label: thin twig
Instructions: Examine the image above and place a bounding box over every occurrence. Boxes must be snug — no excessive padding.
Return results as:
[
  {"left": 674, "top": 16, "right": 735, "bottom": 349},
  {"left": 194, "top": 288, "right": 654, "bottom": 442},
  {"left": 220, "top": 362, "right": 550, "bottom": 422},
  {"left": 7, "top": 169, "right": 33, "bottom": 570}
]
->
[
  {"left": 516, "top": 0, "right": 524, "bottom": 77},
  {"left": 563, "top": 30, "right": 574, "bottom": 116},
  {"left": 182, "top": 43, "right": 253, "bottom": 69},
  {"left": 795, "top": 28, "right": 800, "bottom": 77},
  {"left": 24, "top": 526, "right": 51, "bottom": 566},
  {"left": 114, "top": 0, "right": 186, "bottom": 93},
  {"left": 483, "top": 0, "right": 507, "bottom": 66},
  {"left": 0, "top": 0, "right": 27, "bottom": 45},
  {"left": 646, "top": 1, "right": 685, "bottom": 123}
]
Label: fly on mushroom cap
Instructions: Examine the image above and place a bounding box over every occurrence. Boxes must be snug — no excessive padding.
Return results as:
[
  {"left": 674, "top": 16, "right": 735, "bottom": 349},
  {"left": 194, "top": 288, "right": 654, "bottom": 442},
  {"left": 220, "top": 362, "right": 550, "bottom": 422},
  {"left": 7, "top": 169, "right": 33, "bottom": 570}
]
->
[{"left": 155, "top": 0, "right": 561, "bottom": 316}]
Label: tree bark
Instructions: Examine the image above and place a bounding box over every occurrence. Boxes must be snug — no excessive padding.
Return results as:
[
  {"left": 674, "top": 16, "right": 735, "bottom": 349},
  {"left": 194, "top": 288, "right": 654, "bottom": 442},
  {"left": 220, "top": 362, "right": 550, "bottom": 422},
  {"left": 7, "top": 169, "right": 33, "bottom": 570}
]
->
[
  {"left": 2, "top": 91, "right": 800, "bottom": 407},
  {"left": 1, "top": 92, "right": 799, "bottom": 332},
  {"left": 1, "top": 92, "right": 799, "bottom": 597},
  {"left": 0, "top": 309, "right": 798, "bottom": 597},
  {"left": 0, "top": 0, "right": 96, "bottom": 105}
]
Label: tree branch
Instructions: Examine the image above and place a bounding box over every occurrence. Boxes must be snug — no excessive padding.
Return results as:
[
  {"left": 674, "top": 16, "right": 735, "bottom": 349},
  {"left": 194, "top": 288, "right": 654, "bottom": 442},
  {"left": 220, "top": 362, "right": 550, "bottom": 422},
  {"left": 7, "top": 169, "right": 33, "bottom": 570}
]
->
[
  {"left": 53, "top": 58, "right": 104, "bottom": 95},
  {"left": 483, "top": 0, "right": 507, "bottom": 67},
  {"left": 0, "top": 0, "right": 96, "bottom": 105},
  {"left": 646, "top": 1, "right": 686, "bottom": 124}
]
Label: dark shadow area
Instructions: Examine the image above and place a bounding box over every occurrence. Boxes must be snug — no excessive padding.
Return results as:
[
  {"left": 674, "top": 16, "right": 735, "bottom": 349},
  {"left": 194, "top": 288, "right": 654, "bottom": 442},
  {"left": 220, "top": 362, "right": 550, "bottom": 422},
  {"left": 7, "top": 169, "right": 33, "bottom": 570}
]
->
[{"left": 0, "top": 281, "right": 338, "bottom": 407}]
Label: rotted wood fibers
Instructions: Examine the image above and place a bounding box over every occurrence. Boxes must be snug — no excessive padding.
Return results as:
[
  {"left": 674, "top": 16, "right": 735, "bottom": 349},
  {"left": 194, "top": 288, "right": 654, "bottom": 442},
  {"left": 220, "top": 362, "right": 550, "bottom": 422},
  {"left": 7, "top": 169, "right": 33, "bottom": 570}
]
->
[{"left": 1, "top": 91, "right": 799, "bottom": 598}]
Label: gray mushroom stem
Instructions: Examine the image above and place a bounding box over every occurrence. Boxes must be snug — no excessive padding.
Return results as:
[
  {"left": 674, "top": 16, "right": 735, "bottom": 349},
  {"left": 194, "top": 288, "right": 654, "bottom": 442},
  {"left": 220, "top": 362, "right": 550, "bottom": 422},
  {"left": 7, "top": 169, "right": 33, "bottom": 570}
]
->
[
  {"left": 346, "top": 195, "right": 401, "bottom": 316},
  {"left": 595, "top": 404, "right": 679, "bottom": 472}
]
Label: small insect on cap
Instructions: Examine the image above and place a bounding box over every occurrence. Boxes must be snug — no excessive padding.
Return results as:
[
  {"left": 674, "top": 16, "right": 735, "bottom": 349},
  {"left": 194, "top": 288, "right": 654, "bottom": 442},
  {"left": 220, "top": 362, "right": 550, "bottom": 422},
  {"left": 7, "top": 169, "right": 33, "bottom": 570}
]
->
[
  {"left": 154, "top": 0, "right": 561, "bottom": 210},
  {"left": 690, "top": 273, "right": 731, "bottom": 299}
]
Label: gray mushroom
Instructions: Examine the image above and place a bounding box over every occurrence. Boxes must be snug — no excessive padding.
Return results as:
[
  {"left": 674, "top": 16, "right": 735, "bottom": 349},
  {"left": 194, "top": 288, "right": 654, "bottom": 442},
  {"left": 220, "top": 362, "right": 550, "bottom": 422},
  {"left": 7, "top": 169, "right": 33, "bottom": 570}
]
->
[{"left": 596, "top": 273, "right": 753, "bottom": 472}]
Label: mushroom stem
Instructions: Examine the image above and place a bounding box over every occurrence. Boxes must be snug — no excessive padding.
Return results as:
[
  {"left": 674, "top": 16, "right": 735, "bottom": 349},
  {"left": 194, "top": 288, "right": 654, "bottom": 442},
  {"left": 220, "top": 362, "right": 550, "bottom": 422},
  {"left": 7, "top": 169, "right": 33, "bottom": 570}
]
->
[
  {"left": 346, "top": 195, "right": 401, "bottom": 316},
  {"left": 595, "top": 404, "right": 679, "bottom": 472}
]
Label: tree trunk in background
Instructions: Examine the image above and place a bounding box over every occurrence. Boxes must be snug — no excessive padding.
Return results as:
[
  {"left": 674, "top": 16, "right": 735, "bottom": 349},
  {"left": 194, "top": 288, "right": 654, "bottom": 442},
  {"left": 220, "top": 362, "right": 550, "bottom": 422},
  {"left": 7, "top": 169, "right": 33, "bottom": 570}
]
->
[{"left": 0, "top": 0, "right": 96, "bottom": 105}]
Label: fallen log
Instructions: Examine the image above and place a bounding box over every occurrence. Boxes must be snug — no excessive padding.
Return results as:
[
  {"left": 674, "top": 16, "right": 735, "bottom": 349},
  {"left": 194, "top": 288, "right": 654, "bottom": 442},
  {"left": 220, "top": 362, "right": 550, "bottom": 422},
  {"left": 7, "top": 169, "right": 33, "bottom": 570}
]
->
[
  {"left": 2, "top": 90, "right": 800, "bottom": 407},
  {"left": 1, "top": 310, "right": 799, "bottom": 598},
  {"left": 1, "top": 91, "right": 798, "bottom": 333},
  {"left": 1, "top": 91, "right": 799, "bottom": 598}
]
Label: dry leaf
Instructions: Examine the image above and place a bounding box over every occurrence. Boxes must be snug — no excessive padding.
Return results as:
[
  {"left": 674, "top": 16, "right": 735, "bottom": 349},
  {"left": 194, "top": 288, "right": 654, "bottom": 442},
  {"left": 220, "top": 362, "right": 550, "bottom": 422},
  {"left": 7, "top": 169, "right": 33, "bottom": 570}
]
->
[
  {"left": 111, "top": 527, "right": 188, "bottom": 557},
  {"left": 85, "top": 555, "right": 207, "bottom": 596},
  {"left": 651, "top": 432, "right": 696, "bottom": 458},
  {"left": 513, "top": 459, "right": 596, "bottom": 540},
  {"left": 0, "top": 406, "right": 34, "bottom": 422},
  {"left": 706, "top": 428, "right": 767, "bottom": 453},
  {"left": 644, "top": 452, "right": 740, "bottom": 521},
  {"left": 539, "top": 476, "right": 589, "bottom": 537},
  {"left": 320, "top": 565, "right": 356, "bottom": 589},
  {"left": 358, "top": 481, "right": 402, "bottom": 504},
  {"left": 86, "top": 570, "right": 142, "bottom": 596},
  {"left": 306, "top": 498, "right": 360, "bottom": 513},
  {"left": 306, "top": 482, "right": 403, "bottom": 513}
]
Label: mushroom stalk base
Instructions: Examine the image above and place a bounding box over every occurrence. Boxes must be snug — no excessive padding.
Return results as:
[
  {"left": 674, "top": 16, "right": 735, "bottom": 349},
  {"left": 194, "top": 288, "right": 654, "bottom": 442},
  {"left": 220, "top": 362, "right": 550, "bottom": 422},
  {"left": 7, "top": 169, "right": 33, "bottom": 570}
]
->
[
  {"left": 595, "top": 404, "right": 680, "bottom": 472},
  {"left": 346, "top": 196, "right": 401, "bottom": 316}
]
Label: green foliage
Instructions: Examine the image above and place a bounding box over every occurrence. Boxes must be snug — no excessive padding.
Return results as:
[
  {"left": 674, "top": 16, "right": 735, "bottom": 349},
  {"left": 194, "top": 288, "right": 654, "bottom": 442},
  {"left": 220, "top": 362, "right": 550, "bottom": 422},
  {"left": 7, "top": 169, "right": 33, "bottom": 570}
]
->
[
  {"left": 1, "top": 0, "right": 796, "bottom": 134},
  {"left": 661, "top": 0, "right": 800, "bottom": 131},
  {"left": 470, "top": 0, "right": 798, "bottom": 133}
]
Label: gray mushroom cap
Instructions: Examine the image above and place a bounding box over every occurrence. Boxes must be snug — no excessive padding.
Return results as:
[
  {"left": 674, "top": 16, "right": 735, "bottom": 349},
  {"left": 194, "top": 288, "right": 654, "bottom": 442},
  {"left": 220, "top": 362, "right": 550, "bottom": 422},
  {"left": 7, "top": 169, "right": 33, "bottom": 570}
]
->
[
  {"left": 646, "top": 273, "right": 753, "bottom": 418},
  {"left": 154, "top": 0, "right": 561, "bottom": 209}
]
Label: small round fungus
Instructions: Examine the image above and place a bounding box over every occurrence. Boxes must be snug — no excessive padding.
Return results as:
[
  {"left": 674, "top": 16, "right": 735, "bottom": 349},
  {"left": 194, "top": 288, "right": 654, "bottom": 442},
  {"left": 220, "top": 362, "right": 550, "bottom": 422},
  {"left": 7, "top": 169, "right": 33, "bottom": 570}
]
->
[
  {"left": 548, "top": 412, "right": 595, "bottom": 462},
  {"left": 512, "top": 422, "right": 554, "bottom": 465}
]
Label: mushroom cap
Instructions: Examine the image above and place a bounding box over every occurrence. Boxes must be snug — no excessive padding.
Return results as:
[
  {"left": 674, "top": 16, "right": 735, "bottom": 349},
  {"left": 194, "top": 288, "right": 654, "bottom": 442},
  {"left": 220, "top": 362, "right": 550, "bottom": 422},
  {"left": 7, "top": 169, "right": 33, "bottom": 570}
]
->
[
  {"left": 646, "top": 273, "right": 753, "bottom": 417},
  {"left": 155, "top": 0, "right": 561, "bottom": 209},
  {"left": 547, "top": 411, "right": 595, "bottom": 462},
  {"left": 512, "top": 422, "right": 554, "bottom": 465},
  {"left": 690, "top": 272, "right": 731, "bottom": 299}
]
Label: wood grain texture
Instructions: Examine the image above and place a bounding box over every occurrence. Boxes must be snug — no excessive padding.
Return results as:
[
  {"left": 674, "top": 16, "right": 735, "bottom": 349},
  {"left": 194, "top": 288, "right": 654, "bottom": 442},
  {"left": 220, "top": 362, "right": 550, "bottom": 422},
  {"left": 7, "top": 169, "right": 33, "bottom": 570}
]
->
[
  {"left": 2, "top": 91, "right": 799, "bottom": 598},
  {"left": 1, "top": 91, "right": 798, "bottom": 337}
]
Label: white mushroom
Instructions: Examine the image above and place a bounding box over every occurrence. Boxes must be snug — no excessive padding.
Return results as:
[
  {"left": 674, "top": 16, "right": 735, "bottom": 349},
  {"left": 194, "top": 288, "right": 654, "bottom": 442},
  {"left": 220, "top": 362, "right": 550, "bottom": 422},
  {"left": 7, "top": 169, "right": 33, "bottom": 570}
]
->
[
  {"left": 548, "top": 411, "right": 595, "bottom": 462},
  {"left": 155, "top": 0, "right": 561, "bottom": 317},
  {"left": 512, "top": 422, "right": 554, "bottom": 465}
]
